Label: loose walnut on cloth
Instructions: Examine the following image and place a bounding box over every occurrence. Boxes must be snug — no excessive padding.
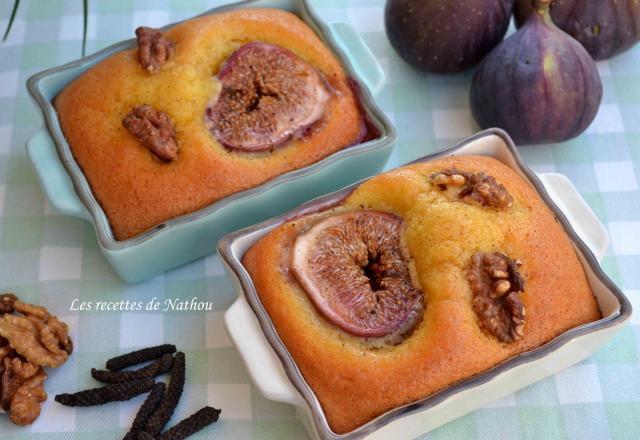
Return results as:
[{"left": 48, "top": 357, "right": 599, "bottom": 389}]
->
[
  {"left": 0, "top": 293, "right": 72, "bottom": 426},
  {"left": 9, "top": 371, "right": 48, "bottom": 426},
  {"left": 0, "top": 293, "right": 17, "bottom": 314}
]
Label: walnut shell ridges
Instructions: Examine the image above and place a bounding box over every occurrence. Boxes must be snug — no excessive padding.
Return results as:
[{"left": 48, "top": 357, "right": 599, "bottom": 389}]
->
[{"left": 469, "top": 252, "right": 526, "bottom": 343}]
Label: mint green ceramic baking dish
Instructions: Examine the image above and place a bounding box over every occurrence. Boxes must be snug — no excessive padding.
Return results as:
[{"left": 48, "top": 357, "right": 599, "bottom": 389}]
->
[{"left": 25, "top": 0, "right": 395, "bottom": 283}]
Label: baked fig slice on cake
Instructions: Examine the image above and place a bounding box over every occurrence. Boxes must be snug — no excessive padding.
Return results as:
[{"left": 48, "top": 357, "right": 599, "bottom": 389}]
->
[
  {"left": 207, "top": 42, "right": 330, "bottom": 152},
  {"left": 291, "top": 211, "right": 424, "bottom": 342}
]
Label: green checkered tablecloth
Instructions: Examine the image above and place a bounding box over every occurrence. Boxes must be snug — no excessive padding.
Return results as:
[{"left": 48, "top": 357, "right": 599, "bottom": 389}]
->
[{"left": 0, "top": 0, "right": 638, "bottom": 438}]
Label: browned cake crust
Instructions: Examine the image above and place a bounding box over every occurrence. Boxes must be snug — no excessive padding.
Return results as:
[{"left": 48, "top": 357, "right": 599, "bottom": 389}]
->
[
  {"left": 54, "top": 9, "right": 364, "bottom": 240},
  {"left": 243, "top": 156, "right": 601, "bottom": 434}
]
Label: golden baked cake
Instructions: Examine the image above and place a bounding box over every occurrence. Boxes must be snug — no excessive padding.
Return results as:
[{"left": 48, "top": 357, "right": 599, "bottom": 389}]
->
[
  {"left": 243, "top": 155, "right": 601, "bottom": 434},
  {"left": 54, "top": 9, "right": 366, "bottom": 240}
]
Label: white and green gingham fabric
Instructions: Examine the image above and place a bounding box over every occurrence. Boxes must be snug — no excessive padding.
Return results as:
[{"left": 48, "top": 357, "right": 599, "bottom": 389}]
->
[{"left": 0, "top": 0, "right": 639, "bottom": 439}]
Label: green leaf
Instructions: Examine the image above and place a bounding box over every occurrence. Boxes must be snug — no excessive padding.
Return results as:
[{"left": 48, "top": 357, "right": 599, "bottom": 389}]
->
[
  {"left": 2, "top": 0, "right": 20, "bottom": 42},
  {"left": 82, "top": 0, "right": 88, "bottom": 56}
]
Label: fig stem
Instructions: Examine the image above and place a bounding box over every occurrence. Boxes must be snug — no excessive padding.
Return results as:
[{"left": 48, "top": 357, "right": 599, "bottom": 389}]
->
[
  {"left": 533, "top": 0, "right": 552, "bottom": 13},
  {"left": 530, "top": 0, "right": 556, "bottom": 28}
]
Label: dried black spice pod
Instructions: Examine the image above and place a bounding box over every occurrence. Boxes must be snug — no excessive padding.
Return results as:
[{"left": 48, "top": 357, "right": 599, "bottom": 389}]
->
[
  {"left": 123, "top": 382, "right": 166, "bottom": 440},
  {"left": 107, "top": 344, "right": 176, "bottom": 371},
  {"left": 144, "top": 352, "right": 185, "bottom": 435},
  {"left": 55, "top": 378, "right": 155, "bottom": 407},
  {"left": 94, "top": 353, "right": 174, "bottom": 384},
  {"left": 158, "top": 406, "right": 221, "bottom": 440},
  {"left": 137, "top": 432, "right": 155, "bottom": 440}
]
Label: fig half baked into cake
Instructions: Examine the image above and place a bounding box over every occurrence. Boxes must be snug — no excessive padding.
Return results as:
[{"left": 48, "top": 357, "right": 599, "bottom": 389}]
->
[
  {"left": 54, "top": 9, "right": 367, "bottom": 240},
  {"left": 243, "top": 155, "right": 602, "bottom": 434}
]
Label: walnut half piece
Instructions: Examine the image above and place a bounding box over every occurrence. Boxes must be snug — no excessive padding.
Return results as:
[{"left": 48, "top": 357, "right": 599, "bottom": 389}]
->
[
  {"left": 468, "top": 253, "right": 526, "bottom": 343},
  {"left": 123, "top": 104, "right": 179, "bottom": 162},
  {"left": 0, "top": 293, "right": 72, "bottom": 426},
  {"left": 431, "top": 168, "right": 513, "bottom": 209},
  {"left": 8, "top": 370, "right": 47, "bottom": 426},
  {"left": 0, "top": 293, "right": 16, "bottom": 314},
  {"left": 135, "top": 26, "right": 175, "bottom": 74}
]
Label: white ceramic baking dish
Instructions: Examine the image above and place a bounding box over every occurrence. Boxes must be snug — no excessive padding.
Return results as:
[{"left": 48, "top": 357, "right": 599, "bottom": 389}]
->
[{"left": 219, "top": 129, "right": 632, "bottom": 440}]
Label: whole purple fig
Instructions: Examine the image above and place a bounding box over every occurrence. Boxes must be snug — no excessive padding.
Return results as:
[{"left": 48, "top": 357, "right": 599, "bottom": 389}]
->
[
  {"left": 514, "top": 0, "right": 640, "bottom": 60},
  {"left": 385, "top": 0, "right": 514, "bottom": 74},
  {"left": 470, "top": 0, "right": 603, "bottom": 145}
]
